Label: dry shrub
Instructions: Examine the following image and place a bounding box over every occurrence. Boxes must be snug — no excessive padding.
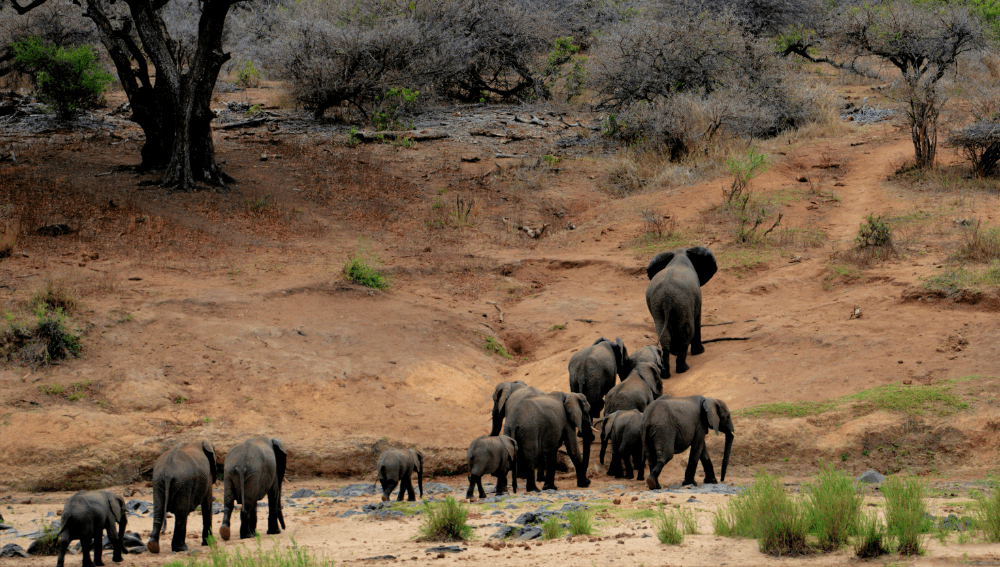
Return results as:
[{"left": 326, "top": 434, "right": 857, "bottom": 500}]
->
[{"left": 957, "top": 221, "right": 1000, "bottom": 262}]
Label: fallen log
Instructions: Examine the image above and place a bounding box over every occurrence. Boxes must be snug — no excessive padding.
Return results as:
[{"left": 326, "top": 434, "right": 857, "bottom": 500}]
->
[{"left": 355, "top": 129, "right": 449, "bottom": 142}]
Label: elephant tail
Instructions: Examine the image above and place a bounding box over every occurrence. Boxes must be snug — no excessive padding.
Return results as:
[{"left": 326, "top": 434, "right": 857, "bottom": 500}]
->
[{"left": 154, "top": 476, "right": 171, "bottom": 529}]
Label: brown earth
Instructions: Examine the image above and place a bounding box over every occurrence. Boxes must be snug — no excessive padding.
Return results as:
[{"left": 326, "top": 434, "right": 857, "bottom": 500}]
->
[{"left": 1, "top": 79, "right": 1000, "bottom": 565}]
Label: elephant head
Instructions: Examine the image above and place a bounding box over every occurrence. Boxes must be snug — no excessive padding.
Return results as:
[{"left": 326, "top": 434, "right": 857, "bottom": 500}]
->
[
  {"left": 562, "top": 392, "right": 593, "bottom": 484},
  {"left": 491, "top": 381, "right": 527, "bottom": 436},
  {"left": 633, "top": 362, "right": 663, "bottom": 399},
  {"left": 271, "top": 438, "right": 287, "bottom": 529},
  {"left": 409, "top": 448, "right": 424, "bottom": 498},
  {"left": 105, "top": 492, "right": 127, "bottom": 549},
  {"left": 702, "top": 398, "right": 735, "bottom": 482},
  {"left": 646, "top": 246, "right": 718, "bottom": 286},
  {"left": 593, "top": 337, "right": 631, "bottom": 380},
  {"left": 201, "top": 440, "right": 218, "bottom": 483}
]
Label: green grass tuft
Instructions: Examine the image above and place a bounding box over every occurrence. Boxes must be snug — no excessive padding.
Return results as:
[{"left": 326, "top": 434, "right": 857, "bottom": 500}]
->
[
  {"left": 882, "top": 476, "right": 931, "bottom": 556},
  {"left": 343, "top": 240, "right": 389, "bottom": 289},
  {"left": 805, "top": 463, "right": 862, "bottom": 551},
  {"left": 163, "top": 536, "right": 333, "bottom": 567},
  {"left": 714, "top": 470, "right": 809, "bottom": 556},
  {"left": 974, "top": 476, "right": 1000, "bottom": 542},
  {"left": 566, "top": 509, "right": 593, "bottom": 536},
  {"left": 846, "top": 383, "right": 969, "bottom": 416},
  {"left": 484, "top": 336, "right": 512, "bottom": 358},
  {"left": 736, "top": 400, "right": 837, "bottom": 418},
  {"left": 541, "top": 516, "right": 564, "bottom": 540},
  {"left": 853, "top": 510, "right": 888, "bottom": 559},
  {"left": 654, "top": 505, "right": 685, "bottom": 545},
  {"left": 419, "top": 496, "right": 473, "bottom": 541}
]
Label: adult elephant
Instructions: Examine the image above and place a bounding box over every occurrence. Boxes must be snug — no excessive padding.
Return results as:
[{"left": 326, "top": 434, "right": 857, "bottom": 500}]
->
[
  {"left": 568, "top": 337, "right": 631, "bottom": 419},
  {"left": 56, "top": 491, "right": 126, "bottom": 567},
  {"left": 645, "top": 246, "right": 717, "bottom": 376},
  {"left": 642, "top": 395, "right": 734, "bottom": 489},
  {"left": 490, "top": 381, "right": 544, "bottom": 436},
  {"left": 220, "top": 437, "right": 287, "bottom": 541},
  {"left": 597, "top": 409, "right": 644, "bottom": 480},
  {"left": 604, "top": 362, "right": 663, "bottom": 416},
  {"left": 147, "top": 439, "right": 217, "bottom": 554},
  {"left": 503, "top": 391, "right": 593, "bottom": 491}
]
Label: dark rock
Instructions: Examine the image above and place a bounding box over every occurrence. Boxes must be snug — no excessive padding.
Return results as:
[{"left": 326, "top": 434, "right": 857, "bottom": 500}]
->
[
  {"left": 490, "top": 511, "right": 505, "bottom": 516},
  {"left": 514, "top": 512, "right": 540, "bottom": 525},
  {"left": 126, "top": 546, "right": 146, "bottom": 555},
  {"left": 126, "top": 500, "right": 152, "bottom": 514},
  {"left": 423, "top": 482, "right": 454, "bottom": 495},
  {"left": 212, "top": 502, "right": 224, "bottom": 515},
  {"left": 424, "top": 546, "right": 465, "bottom": 553},
  {"left": 123, "top": 532, "right": 144, "bottom": 548},
  {"left": 290, "top": 489, "right": 316, "bottom": 499},
  {"left": 505, "top": 504, "right": 517, "bottom": 509},
  {"left": 489, "top": 525, "right": 515, "bottom": 539},
  {"left": 326, "top": 484, "right": 378, "bottom": 498},
  {"left": 0, "top": 544, "right": 28, "bottom": 558},
  {"left": 686, "top": 497, "right": 701, "bottom": 503},
  {"left": 36, "top": 223, "right": 73, "bottom": 237},
  {"left": 360, "top": 555, "right": 397, "bottom": 561},
  {"left": 558, "top": 502, "right": 588, "bottom": 512},
  {"left": 857, "top": 470, "right": 885, "bottom": 484},
  {"left": 0, "top": 524, "right": 12, "bottom": 531},
  {"left": 514, "top": 526, "right": 543, "bottom": 540},
  {"left": 340, "top": 510, "right": 362, "bottom": 518},
  {"left": 939, "top": 514, "right": 975, "bottom": 532}
]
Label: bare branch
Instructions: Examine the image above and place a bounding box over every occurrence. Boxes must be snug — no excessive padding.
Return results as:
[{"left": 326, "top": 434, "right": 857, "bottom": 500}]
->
[{"left": 7, "top": 0, "right": 50, "bottom": 15}]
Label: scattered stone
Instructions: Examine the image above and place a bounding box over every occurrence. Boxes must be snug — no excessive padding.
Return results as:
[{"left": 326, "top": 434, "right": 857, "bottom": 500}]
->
[
  {"left": 212, "top": 502, "right": 224, "bottom": 515},
  {"left": 325, "top": 484, "right": 378, "bottom": 498},
  {"left": 559, "top": 503, "right": 588, "bottom": 512},
  {"left": 939, "top": 514, "right": 975, "bottom": 532},
  {"left": 857, "top": 470, "right": 885, "bottom": 484},
  {"left": 686, "top": 497, "right": 701, "bottom": 503},
  {"left": 0, "top": 524, "right": 12, "bottom": 531},
  {"left": 126, "top": 546, "right": 146, "bottom": 555},
  {"left": 0, "top": 544, "right": 29, "bottom": 558},
  {"left": 423, "top": 482, "right": 454, "bottom": 495},
  {"left": 123, "top": 532, "right": 144, "bottom": 548},
  {"left": 126, "top": 500, "right": 152, "bottom": 514},
  {"left": 613, "top": 499, "right": 621, "bottom": 505},
  {"left": 490, "top": 511, "right": 505, "bottom": 516},
  {"left": 290, "top": 489, "right": 316, "bottom": 499},
  {"left": 514, "top": 526, "right": 543, "bottom": 540},
  {"left": 424, "top": 546, "right": 465, "bottom": 554},
  {"left": 340, "top": 510, "right": 362, "bottom": 518},
  {"left": 489, "top": 525, "right": 515, "bottom": 540},
  {"left": 36, "top": 223, "right": 73, "bottom": 237}
]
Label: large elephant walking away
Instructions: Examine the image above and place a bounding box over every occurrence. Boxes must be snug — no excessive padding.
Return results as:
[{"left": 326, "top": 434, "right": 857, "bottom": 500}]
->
[
  {"left": 466, "top": 435, "right": 517, "bottom": 499},
  {"left": 642, "top": 395, "right": 734, "bottom": 489},
  {"left": 504, "top": 391, "right": 593, "bottom": 491},
  {"left": 56, "top": 491, "right": 126, "bottom": 567},
  {"left": 603, "top": 362, "right": 663, "bottom": 416},
  {"left": 490, "top": 381, "right": 545, "bottom": 436},
  {"left": 569, "top": 337, "right": 631, "bottom": 419},
  {"left": 645, "top": 247, "right": 718, "bottom": 375},
  {"left": 376, "top": 448, "right": 424, "bottom": 502},
  {"left": 220, "top": 437, "right": 287, "bottom": 540},
  {"left": 147, "top": 439, "right": 217, "bottom": 553},
  {"left": 597, "top": 409, "right": 644, "bottom": 480}
]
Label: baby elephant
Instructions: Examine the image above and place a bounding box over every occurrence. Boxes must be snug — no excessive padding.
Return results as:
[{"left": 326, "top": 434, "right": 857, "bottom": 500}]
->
[
  {"left": 56, "top": 490, "right": 126, "bottom": 567},
  {"left": 376, "top": 448, "right": 423, "bottom": 502},
  {"left": 466, "top": 435, "right": 517, "bottom": 499},
  {"left": 598, "top": 410, "right": 644, "bottom": 480}
]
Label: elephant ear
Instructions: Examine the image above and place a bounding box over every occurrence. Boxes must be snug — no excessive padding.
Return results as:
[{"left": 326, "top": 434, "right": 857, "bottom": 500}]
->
[
  {"left": 591, "top": 337, "right": 609, "bottom": 347},
  {"left": 703, "top": 398, "right": 722, "bottom": 435},
  {"left": 563, "top": 393, "right": 588, "bottom": 432},
  {"left": 106, "top": 492, "right": 125, "bottom": 524},
  {"left": 271, "top": 438, "right": 287, "bottom": 481},
  {"left": 686, "top": 246, "right": 718, "bottom": 286},
  {"left": 638, "top": 363, "right": 662, "bottom": 397},
  {"left": 646, "top": 251, "right": 675, "bottom": 280},
  {"left": 201, "top": 440, "right": 218, "bottom": 484},
  {"left": 613, "top": 337, "right": 630, "bottom": 378},
  {"left": 601, "top": 412, "right": 619, "bottom": 443},
  {"left": 495, "top": 382, "right": 520, "bottom": 415},
  {"left": 501, "top": 436, "right": 517, "bottom": 461}
]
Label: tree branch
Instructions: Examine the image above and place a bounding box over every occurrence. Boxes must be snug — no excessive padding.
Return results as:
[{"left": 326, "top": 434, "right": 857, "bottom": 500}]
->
[
  {"left": 7, "top": 0, "right": 49, "bottom": 14},
  {"left": 780, "top": 43, "right": 884, "bottom": 81}
]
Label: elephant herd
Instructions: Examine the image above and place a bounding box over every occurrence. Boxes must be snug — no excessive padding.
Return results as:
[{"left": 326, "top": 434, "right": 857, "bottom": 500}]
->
[
  {"left": 55, "top": 436, "right": 286, "bottom": 567},
  {"left": 52, "top": 245, "right": 732, "bottom": 565}
]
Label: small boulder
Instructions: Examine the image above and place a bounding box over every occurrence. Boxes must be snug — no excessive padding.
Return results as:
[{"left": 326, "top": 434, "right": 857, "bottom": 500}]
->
[
  {"left": 0, "top": 544, "right": 29, "bottom": 558},
  {"left": 857, "top": 470, "right": 885, "bottom": 484},
  {"left": 489, "top": 525, "right": 515, "bottom": 540},
  {"left": 290, "top": 488, "right": 316, "bottom": 499},
  {"left": 514, "top": 526, "right": 543, "bottom": 540}
]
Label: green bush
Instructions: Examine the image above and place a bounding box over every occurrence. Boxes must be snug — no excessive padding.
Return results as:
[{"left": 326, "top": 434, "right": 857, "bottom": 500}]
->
[
  {"left": 484, "top": 336, "right": 512, "bottom": 358},
  {"left": 856, "top": 214, "right": 893, "bottom": 249},
  {"left": 805, "top": 463, "right": 863, "bottom": 550},
  {"left": 236, "top": 60, "right": 261, "bottom": 88},
  {"left": 654, "top": 506, "right": 685, "bottom": 544},
  {"left": 853, "top": 510, "right": 888, "bottom": 559},
  {"left": 882, "top": 476, "right": 931, "bottom": 555},
  {"left": 1, "top": 307, "right": 82, "bottom": 366},
  {"left": 163, "top": 536, "right": 333, "bottom": 567},
  {"left": 974, "top": 477, "right": 1000, "bottom": 541},
  {"left": 27, "top": 522, "right": 60, "bottom": 555},
  {"left": 714, "top": 470, "right": 809, "bottom": 556},
  {"left": 343, "top": 241, "right": 389, "bottom": 289},
  {"left": 419, "top": 496, "right": 472, "bottom": 541},
  {"left": 13, "top": 37, "right": 113, "bottom": 119},
  {"left": 566, "top": 509, "right": 593, "bottom": 536},
  {"left": 541, "top": 516, "right": 564, "bottom": 540}
]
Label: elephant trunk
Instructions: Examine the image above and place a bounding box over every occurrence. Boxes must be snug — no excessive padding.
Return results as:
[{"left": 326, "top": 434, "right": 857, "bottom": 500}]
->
[
  {"left": 417, "top": 462, "right": 424, "bottom": 499},
  {"left": 720, "top": 432, "right": 734, "bottom": 483},
  {"left": 490, "top": 408, "right": 503, "bottom": 437}
]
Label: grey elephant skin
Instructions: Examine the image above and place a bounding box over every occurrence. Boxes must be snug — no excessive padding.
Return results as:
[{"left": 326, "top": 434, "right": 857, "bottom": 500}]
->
[
  {"left": 376, "top": 448, "right": 424, "bottom": 501},
  {"left": 466, "top": 435, "right": 517, "bottom": 499},
  {"left": 642, "top": 395, "right": 734, "bottom": 489},
  {"left": 490, "top": 381, "right": 544, "bottom": 436},
  {"left": 597, "top": 409, "right": 644, "bottom": 480},
  {"left": 604, "top": 362, "right": 663, "bottom": 416},
  {"left": 645, "top": 246, "right": 718, "bottom": 375},
  {"left": 147, "top": 439, "right": 217, "bottom": 554},
  {"left": 220, "top": 436, "right": 287, "bottom": 540},
  {"left": 568, "top": 337, "right": 631, "bottom": 419},
  {"left": 503, "top": 391, "right": 593, "bottom": 491},
  {"left": 629, "top": 345, "right": 664, "bottom": 375},
  {"left": 56, "top": 490, "right": 126, "bottom": 567}
]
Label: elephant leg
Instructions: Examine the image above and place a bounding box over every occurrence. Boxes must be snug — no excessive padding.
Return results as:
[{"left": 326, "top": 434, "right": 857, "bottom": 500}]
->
[
  {"left": 691, "top": 309, "right": 705, "bottom": 355},
  {"left": 220, "top": 483, "right": 235, "bottom": 541},
  {"left": 92, "top": 520, "right": 104, "bottom": 567},
  {"left": 81, "top": 537, "right": 95, "bottom": 567},
  {"left": 495, "top": 472, "right": 507, "bottom": 496},
  {"left": 634, "top": 449, "right": 645, "bottom": 481},
  {"left": 535, "top": 452, "right": 546, "bottom": 483},
  {"left": 623, "top": 451, "right": 634, "bottom": 480},
  {"left": 267, "top": 487, "right": 282, "bottom": 535},
  {"left": 608, "top": 449, "right": 622, "bottom": 478},
  {"left": 523, "top": 456, "right": 540, "bottom": 492},
  {"left": 379, "top": 479, "right": 397, "bottom": 503},
  {"left": 171, "top": 512, "right": 189, "bottom": 552},
  {"left": 56, "top": 530, "right": 70, "bottom": 567},
  {"left": 674, "top": 347, "right": 690, "bottom": 374},
  {"left": 466, "top": 475, "right": 476, "bottom": 499},
  {"left": 645, "top": 432, "right": 672, "bottom": 490},
  {"left": 201, "top": 492, "right": 213, "bottom": 546},
  {"left": 541, "top": 450, "right": 559, "bottom": 491},
  {"left": 405, "top": 476, "right": 416, "bottom": 502},
  {"left": 106, "top": 517, "right": 123, "bottom": 563},
  {"left": 682, "top": 443, "right": 702, "bottom": 486},
  {"left": 699, "top": 441, "right": 718, "bottom": 484},
  {"left": 239, "top": 504, "right": 255, "bottom": 539}
]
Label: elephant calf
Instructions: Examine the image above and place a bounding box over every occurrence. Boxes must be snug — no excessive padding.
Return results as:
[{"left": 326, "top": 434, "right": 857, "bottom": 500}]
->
[
  {"left": 598, "top": 410, "right": 644, "bottom": 480},
  {"left": 568, "top": 337, "right": 631, "bottom": 419},
  {"left": 220, "top": 437, "right": 287, "bottom": 541},
  {"left": 56, "top": 490, "right": 126, "bottom": 567},
  {"left": 148, "top": 439, "right": 217, "bottom": 554},
  {"left": 376, "top": 448, "right": 424, "bottom": 502},
  {"left": 642, "top": 395, "right": 734, "bottom": 489},
  {"left": 604, "top": 362, "right": 663, "bottom": 416},
  {"left": 466, "top": 435, "right": 517, "bottom": 499}
]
